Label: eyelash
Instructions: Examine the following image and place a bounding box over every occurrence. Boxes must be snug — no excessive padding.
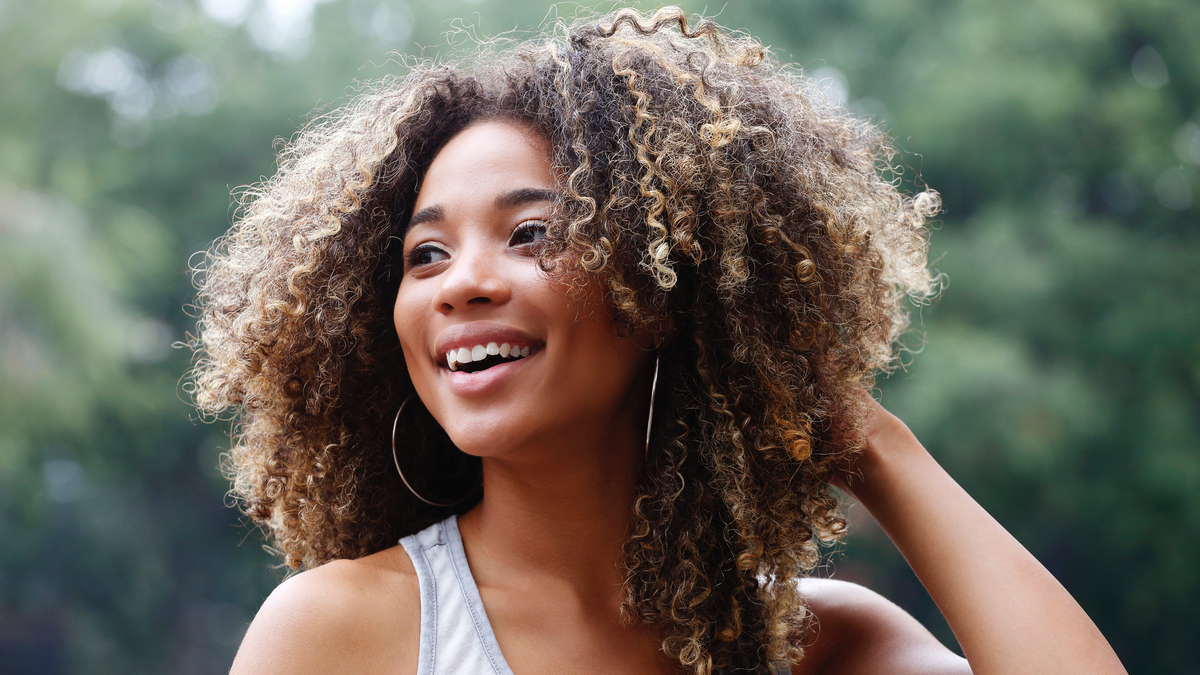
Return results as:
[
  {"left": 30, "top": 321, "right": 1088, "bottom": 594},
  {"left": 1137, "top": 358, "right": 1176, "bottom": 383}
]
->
[
  {"left": 404, "top": 220, "right": 547, "bottom": 269},
  {"left": 404, "top": 244, "right": 447, "bottom": 269},
  {"left": 509, "top": 220, "right": 547, "bottom": 247}
]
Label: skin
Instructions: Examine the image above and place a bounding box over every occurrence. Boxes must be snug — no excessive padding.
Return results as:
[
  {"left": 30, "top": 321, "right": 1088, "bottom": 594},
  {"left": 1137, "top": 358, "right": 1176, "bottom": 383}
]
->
[{"left": 229, "top": 121, "right": 1128, "bottom": 675}]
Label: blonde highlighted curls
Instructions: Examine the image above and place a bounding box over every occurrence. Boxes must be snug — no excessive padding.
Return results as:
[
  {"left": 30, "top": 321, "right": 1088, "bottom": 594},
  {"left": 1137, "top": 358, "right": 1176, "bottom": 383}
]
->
[{"left": 188, "top": 7, "right": 937, "bottom": 674}]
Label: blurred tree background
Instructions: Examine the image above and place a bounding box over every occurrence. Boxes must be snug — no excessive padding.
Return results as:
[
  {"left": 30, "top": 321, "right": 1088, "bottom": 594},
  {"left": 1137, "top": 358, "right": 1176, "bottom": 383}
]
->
[{"left": 0, "top": 0, "right": 1196, "bottom": 672}]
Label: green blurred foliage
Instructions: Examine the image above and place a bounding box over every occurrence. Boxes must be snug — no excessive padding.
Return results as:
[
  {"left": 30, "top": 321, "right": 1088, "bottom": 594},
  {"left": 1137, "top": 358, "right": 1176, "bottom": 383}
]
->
[{"left": 0, "top": 0, "right": 1196, "bottom": 673}]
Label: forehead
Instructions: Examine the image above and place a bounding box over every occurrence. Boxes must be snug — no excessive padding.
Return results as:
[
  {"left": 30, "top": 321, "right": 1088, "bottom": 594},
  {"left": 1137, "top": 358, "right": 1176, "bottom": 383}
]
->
[{"left": 414, "top": 120, "right": 554, "bottom": 210}]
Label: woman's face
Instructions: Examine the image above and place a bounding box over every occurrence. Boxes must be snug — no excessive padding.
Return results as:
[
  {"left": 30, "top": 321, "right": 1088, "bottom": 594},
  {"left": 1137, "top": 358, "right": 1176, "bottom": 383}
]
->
[{"left": 394, "top": 120, "right": 652, "bottom": 460}]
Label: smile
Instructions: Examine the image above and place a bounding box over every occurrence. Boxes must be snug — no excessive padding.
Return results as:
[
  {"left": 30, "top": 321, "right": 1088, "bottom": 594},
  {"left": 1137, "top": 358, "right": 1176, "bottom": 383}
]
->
[{"left": 447, "top": 342, "right": 532, "bottom": 372}]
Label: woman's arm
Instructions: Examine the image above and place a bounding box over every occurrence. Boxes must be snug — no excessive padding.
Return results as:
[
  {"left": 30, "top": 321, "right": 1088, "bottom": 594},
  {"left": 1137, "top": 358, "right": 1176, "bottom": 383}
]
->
[{"left": 830, "top": 398, "right": 1127, "bottom": 675}]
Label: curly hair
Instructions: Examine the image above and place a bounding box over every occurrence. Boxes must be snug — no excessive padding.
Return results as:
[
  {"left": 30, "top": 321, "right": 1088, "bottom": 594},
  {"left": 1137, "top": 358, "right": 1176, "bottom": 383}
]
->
[{"left": 188, "top": 7, "right": 938, "bottom": 674}]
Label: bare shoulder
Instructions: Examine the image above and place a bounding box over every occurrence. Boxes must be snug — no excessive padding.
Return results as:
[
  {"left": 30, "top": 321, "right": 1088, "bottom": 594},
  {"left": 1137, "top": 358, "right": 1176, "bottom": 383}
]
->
[
  {"left": 230, "top": 545, "right": 421, "bottom": 675},
  {"left": 793, "top": 579, "right": 971, "bottom": 675}
]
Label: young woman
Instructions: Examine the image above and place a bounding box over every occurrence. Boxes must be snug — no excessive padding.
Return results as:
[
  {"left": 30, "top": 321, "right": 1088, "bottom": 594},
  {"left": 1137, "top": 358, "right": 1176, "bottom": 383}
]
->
[{"left": 190, "top": 8, "right": 1127, "bottom": 675}]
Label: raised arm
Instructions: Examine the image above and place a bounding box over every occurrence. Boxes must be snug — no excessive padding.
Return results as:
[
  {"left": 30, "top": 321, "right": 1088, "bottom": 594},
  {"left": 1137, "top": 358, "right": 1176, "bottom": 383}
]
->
[{"left": 830, "top": 398, "right": 1127, "bottom": 675}]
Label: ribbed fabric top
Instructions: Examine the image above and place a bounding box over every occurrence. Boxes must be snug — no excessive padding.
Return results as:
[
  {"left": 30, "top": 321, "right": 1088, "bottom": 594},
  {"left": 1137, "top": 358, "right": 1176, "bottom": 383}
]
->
[{"left": 399, "top": 515, "right": 515, "bottom": 675}]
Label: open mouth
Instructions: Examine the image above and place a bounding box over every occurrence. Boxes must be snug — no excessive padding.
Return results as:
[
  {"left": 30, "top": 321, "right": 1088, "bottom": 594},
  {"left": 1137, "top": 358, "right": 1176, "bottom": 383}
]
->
[{"left": 446, "top": 342, "right": 533, "bottom": 373}]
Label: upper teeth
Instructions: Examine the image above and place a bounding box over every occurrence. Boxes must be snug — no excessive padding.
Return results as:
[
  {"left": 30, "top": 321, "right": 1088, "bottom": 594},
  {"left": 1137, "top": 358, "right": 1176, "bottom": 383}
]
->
[{"left": 447, "top": 342, "right": 531, "bottom": 371}]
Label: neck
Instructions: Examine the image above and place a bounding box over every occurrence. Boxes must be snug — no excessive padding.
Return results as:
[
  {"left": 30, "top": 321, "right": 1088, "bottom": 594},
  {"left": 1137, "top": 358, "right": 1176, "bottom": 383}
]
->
[{"left": 456, "top": 423, "right": 642, "bottom": 600}]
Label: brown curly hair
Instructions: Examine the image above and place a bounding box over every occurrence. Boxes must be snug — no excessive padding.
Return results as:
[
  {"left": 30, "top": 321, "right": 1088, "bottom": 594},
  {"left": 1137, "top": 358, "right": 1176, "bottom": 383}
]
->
[{"left": 188, "top": 7, "right": 938, "bottom": 674}]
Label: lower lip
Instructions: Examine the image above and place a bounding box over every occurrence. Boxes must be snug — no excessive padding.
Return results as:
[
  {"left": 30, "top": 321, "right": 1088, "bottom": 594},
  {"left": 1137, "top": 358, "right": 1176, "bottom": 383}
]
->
[{"left": 443, "top": 354, "right": 535, "bottom": 397}]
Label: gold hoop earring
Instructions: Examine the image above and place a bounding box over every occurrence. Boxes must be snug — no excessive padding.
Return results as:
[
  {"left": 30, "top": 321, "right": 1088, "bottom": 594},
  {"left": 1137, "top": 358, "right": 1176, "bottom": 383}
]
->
[
  {"left": 645, "top": 350, "right": 661, "bottom": 456},
  {"left": 391, "top": 395, "right": 476, "bottom": 507}
]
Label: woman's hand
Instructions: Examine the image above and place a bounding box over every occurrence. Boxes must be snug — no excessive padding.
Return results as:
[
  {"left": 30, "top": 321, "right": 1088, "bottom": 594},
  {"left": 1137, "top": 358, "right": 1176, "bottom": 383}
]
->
[{"left": 823, "top": 395, "right": 1127, "bottom": 675}]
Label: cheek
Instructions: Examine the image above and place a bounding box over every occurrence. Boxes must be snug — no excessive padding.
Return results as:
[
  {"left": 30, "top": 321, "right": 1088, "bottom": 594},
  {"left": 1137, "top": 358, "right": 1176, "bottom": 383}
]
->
[
  {"left": 540, "top": 280, "right": 646, "bottom": 397},
  {"left": 392, "top": 290, "right": 409, "bottom": 350},
  {"left": 560, "top": 322, "right": 648, "bottom": 413},
  {"left": 393, "top": 283, "right": 427, "bottom": 374}
]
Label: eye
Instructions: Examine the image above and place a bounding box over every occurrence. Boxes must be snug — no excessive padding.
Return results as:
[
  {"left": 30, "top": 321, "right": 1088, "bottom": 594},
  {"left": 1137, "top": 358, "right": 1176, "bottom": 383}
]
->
[
  {"left": 509, "top": 220, "right": 547, "bottom": 248},
  {"left": 405, "top": 243, "right": 450, "bottom": 268}
]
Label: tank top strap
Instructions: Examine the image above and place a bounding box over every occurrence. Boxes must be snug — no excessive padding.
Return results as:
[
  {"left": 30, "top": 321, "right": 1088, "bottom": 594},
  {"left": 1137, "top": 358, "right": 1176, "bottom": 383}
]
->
[{"left": 400, "top": 515, "right": 515, "bottom": 675}]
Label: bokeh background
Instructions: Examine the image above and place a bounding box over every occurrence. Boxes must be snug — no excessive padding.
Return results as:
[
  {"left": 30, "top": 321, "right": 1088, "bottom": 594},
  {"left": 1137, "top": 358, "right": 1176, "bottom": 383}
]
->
[{"left": 1, "top": 0, "right": 1197, "bottom": 673}]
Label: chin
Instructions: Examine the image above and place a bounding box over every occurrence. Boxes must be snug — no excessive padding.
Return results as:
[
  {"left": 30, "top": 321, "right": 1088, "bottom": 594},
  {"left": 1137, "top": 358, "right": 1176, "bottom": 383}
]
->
[{"left": 440, "top": 414, "right": 537, "bottom": 459}]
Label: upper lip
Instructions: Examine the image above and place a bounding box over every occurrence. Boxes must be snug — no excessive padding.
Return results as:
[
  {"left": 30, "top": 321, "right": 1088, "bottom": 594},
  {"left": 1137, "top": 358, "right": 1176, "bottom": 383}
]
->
[{"left": 434, "top": 322, "right": 543, "bottom": 363}]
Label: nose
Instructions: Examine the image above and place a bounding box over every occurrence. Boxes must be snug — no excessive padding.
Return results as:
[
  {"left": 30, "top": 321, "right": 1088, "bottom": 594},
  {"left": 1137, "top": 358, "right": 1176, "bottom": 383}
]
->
[{"left": 433, "top": 241, "right": 512, "bottom": 314}]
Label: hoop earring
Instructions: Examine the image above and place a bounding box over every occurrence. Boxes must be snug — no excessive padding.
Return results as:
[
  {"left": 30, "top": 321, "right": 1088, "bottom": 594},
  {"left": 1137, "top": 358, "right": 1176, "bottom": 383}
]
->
[
  {"left": 391, "top": 395, "right": 475, "bottom": 507},
  {"left": 645, "top": 350, "right": 661, "bottom": 456}
]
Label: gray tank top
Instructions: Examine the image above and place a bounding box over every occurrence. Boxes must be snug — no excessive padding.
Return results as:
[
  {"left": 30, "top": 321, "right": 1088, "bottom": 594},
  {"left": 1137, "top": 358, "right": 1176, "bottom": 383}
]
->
[
  {"left": 399, "top": 515, "right": 791, "bottom": 675},
  {"left": 399, "top": 515, "right": 515, "bottom": 675}
]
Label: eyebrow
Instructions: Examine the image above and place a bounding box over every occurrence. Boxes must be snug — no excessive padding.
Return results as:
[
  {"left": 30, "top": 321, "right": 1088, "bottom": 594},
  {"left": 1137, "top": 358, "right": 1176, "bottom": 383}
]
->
[
  {"left": 494, "top": 187, "right": 558, "bottom": 210},
  {"left": 406, "top": 204, "right": 445, "bottom": 231},
  {"left": 405, "top": 188, "right": 558, "bottom": 232}
]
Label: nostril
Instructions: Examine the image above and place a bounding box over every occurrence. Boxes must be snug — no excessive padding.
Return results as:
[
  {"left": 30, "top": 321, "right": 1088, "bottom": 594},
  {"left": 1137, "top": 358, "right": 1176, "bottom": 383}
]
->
[{"left": 466, "top": 296, "right": 491, "bottom": 304}]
